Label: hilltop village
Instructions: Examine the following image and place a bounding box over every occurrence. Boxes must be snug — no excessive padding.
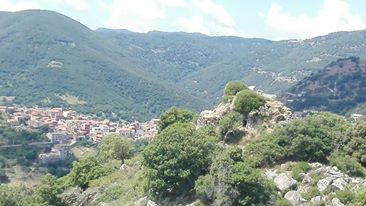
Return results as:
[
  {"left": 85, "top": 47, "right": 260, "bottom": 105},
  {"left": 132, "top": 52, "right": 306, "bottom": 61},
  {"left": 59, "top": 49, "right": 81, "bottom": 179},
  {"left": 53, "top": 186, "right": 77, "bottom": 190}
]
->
[{"left": 0, "top": 106, "right": 159, "bottom": 163}]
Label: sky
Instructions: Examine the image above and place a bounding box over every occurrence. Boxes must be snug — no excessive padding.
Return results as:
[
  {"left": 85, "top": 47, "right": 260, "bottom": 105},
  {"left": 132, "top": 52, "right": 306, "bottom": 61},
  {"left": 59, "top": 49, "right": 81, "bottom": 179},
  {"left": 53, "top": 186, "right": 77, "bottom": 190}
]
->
[{"left": 0, "top": 0, "right": 366, "bottom": 40}]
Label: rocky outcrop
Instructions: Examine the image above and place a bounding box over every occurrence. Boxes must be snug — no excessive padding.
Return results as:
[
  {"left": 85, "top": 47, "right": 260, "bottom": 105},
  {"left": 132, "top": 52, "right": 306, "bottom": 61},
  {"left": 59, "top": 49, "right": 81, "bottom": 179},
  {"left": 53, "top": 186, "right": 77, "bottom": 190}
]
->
[
  {"left": 61, "top": 187, "right": 98, "bottom": 206},
  {"left": 196, "top": 103, "right": 231, "bottom": 128},
  {"left": 197, "top": 94, "right": 293, "bottom": 131},
  {"left": 263, "top": 162, "right": 366, "bottom": 206}
]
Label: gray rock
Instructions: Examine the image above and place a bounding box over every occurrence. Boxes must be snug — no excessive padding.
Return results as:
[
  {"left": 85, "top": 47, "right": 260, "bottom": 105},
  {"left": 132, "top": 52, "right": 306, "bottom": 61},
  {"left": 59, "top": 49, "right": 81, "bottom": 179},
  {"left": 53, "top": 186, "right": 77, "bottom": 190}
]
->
[
  {"left": 317, "top": 176, "right": 335, "bottom": 192},
  {"left": 301, "top": 174, "right": 312, "bottom": 184},
  {"left": 264, "top": 169, "right": 278, "bottom": 180},
  {"left": 134, "top": 196, "right": 147, "bottom": 205},
  {"left": 331, "top": 178, "right": 348, "bottom": 191},
  {"left": 284, "top": 191, "right": 305, "bottom": 206},
  {"left": 147, "top": 200, "right": 159, "bottom": 206},
  {"left": 297, "top": 185, "right": 310, "bottom": 195},
  {"left": 310, "top": 162, "right": 323, "bottom": 168},
  {"left": 310, "top": 196, "right": 321, "bottom": 205},
  {"left": 332, "top": 198, "right": 345, "bottom": 206},
  {"left": 274, "top": 173, "right": 297, "bottom": 191}
]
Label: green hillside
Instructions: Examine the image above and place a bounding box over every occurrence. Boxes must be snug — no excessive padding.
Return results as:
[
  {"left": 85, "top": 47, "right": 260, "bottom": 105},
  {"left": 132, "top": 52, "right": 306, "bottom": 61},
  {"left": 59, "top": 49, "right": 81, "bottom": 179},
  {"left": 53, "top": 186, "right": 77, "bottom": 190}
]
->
[
  {"left": 2, "top": 10, "right": 366, "bottom": 120},
  {"left": 0, "top": 10, "right": 208, "bottom": 121},
  {"left": 286, "top": 57, "right": 366, "bottom": 114}
]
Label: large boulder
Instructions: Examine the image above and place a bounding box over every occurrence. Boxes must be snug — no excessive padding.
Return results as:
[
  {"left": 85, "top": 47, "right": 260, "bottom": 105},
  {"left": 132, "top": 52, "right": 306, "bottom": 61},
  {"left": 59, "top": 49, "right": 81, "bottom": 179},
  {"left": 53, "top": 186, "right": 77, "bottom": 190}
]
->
[
  {"left": 331, "top": 178, "right": 348, "bottom": 191},
  {"left": 284, "top": 191, "right": 306, "bottom": 206},
  {"left": 196, "top": 103, "right": 231, "bottom": 128},
  {"left": 274, "top": 173, "right": 297, "bottom": 191},
  {"left": 331, "top": 198, "right": 345, "bottom": 206},
  {"left": 317, "top": 176, "right": 335, "bottom": 192}
]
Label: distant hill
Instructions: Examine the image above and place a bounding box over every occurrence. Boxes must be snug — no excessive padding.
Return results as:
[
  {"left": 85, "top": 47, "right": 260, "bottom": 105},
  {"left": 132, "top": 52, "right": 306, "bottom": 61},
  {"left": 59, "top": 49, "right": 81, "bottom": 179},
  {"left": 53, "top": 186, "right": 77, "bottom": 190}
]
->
[
  {"left": 2, "top": 10, "right": 366, "bottom": 120},
  {"left": 0, "top": 10, "right": 207, "bottom": 121},
  {"left": 285, "top": 57, "right": 366, "bottom": 114}
]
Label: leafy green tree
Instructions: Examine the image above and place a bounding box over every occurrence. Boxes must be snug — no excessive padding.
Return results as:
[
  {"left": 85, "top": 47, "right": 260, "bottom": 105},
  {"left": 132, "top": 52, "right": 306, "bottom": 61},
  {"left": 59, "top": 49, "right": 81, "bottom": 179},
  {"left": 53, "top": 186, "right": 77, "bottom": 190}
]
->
[
  {"left": 66, "top": 152, "right": 117, "bottom": 190},
  {"left": 100, "top": 134, "right": 133, "bottom": 163},
  {"left": 143, "top": 123, "right": 216, "bottom": 197},
  {"left": 195, "top": 147, "right": 273, "bottom": 206},
  {"left": 158, "top": 107, "right": 196, "bottom": 132},
  {"left": 223, "top": 81, "right": 248, "bottom": 102},
  {"left": 31, "top": 174, "right": 65, "bottom": 206},
  {"left": 233, "top": 90, "right": 265, "bottom": 126}
]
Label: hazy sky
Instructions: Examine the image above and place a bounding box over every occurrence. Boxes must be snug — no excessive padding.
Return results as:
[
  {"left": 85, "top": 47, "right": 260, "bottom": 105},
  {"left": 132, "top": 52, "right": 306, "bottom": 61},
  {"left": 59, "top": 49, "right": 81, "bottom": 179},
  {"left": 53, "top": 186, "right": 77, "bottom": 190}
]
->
[{"left": 1, "top": 0, "right": 366, "bottom": 40}]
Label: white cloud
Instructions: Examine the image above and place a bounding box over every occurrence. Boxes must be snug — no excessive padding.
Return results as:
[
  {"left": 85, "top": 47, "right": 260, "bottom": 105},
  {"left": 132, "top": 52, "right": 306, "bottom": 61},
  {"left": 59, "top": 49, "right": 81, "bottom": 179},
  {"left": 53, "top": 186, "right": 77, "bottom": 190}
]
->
[
  {"left": 106, "top": 0, "right": 171, "bottom": 32},
  {"left": 266, "top": 0, "right": 365, "bottom": 39},
  {"left": 178, "top": 15, "right": 209, "bottom": 34},
  {"left": 0, "top": 0, "right": 39, "bottom": 11},
  {"left": 106, "top": 0, "right": 238, "bottom": 36},
  {"left": 63, "top": 0, "right": 89, "bottom": 10}
]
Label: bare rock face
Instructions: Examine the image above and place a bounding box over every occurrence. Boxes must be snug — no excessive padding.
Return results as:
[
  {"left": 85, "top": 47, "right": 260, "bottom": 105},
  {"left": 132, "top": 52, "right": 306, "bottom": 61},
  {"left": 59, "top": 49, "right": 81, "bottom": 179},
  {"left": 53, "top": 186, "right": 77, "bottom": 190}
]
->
[
  {"left": 196, "top": 103, "right": 231, "bottom": 128},
  {"left": 247, "top": 98, "right": 293, "bottom": 129},
  {"left": 197, "top": 94, "right": 293, "bottom": 130}
]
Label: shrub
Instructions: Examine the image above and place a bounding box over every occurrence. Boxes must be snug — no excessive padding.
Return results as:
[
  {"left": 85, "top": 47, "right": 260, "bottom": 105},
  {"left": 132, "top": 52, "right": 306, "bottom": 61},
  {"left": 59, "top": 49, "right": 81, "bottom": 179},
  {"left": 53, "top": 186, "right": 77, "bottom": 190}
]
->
[
  {"left": 335, "top": 190, "right": 355, "bottom": 205},
  {"left": 195, "top": 146, "right": 273, "bottom": 206},
  {"left": 329, "top": 153, "right": 365, "bottom": 177},
  {"left": 354, "top": 188, "right": 366, "bottom": 206},
  {"left": 223, "top": 81, "right": 248, "bottom": 102},
  {"left": 291, "top": 162, "right": 312, "bottom": 181},
  {"left": 244, "top": 113, "right": 349, "bottom": 167},
  {"left": 233, "top": 90, "right": 265, "bottom": 126},
  {"left": 217, "top": 111, "right": 242, "bottom": 140}
]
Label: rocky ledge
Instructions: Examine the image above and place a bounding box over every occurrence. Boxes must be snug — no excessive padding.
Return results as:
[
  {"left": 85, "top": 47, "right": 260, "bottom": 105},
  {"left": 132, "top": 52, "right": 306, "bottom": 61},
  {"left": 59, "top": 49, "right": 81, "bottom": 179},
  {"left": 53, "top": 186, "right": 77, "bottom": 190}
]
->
[{"left": 264, "top": 162, "right": 366, "bottom": 206}]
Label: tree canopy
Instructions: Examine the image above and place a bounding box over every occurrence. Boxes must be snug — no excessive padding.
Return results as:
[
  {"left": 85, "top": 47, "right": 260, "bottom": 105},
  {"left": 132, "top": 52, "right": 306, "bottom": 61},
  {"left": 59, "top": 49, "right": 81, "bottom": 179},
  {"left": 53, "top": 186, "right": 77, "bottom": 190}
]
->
[
  {"left": 233, "top": 90, "right": 265, "bottom": 125},
  {"left": 143, "top": 123, "right": 216, "bottom": 197},
  {"left": 158, "top": 107, "right": 196, "bottom": 131}
]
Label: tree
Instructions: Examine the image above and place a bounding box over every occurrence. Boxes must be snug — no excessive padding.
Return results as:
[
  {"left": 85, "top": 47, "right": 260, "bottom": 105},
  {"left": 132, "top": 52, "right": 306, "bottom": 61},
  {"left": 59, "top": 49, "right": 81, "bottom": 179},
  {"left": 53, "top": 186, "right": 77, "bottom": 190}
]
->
[
  {"left": 158, "top": 107, "right": 196, "bottom": 132},
  {"left": 233, "top": 90, "right": 265, "bottom": 126},
  {"left": 195, "top": 147, "right": 273, "bottom": 206},
  {"left": 223, "top": 81, "right": 248, "bottom": 102},
  {"left": 31, "top": 174, "right": 65, "bottom": 206},
  {"left": 100, "top": 134, "right": 133, "bottom": 163},
  {"left": 143, "top": 123, "right": 216, "bottom": 197},
  {"left": 66, "top": 152, "right": 117, "bottom": 190}
]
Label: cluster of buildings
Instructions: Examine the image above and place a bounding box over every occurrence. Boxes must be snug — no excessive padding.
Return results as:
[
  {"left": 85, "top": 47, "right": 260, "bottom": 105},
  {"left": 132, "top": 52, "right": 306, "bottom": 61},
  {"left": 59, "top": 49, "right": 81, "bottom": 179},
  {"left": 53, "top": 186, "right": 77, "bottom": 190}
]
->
[{"left": 0, "top": 106, "right": 159, "bottom": 164}]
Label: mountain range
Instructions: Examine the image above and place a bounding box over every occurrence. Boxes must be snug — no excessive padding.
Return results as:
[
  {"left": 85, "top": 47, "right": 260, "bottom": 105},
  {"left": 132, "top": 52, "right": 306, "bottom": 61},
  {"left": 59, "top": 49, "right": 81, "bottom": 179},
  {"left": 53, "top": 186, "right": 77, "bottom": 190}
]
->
[{"left": 2, "top": 9, "right": 366, "bottom": 120}]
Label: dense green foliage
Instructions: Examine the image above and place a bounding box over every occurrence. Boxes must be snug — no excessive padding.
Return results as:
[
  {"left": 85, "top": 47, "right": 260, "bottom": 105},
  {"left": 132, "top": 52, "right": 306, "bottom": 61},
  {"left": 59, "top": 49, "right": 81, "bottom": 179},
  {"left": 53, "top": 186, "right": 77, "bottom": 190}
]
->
[
  {"left": 223, "top": 81, "right": 248, "bottom": 102},
  {"left": 341, "top": 121, "right": 366, "bottom": 166},
  {"left": 330, "top": 153, "right": 365, "bottom": 177},
  {"left": 158, "top": 107, "right": 197, "bottom": 131},
  {"left": 244, "top": 112, "right": 349, "bottom": 167},
  {"left": 195, "top": 147, "right": 273, "bottom": 206},
  {"left": 65, "top": 152, "right": 118, "bottom": 190},
  {"left": 31, "top": 174, "right": 66, "bottom": 206},
  {"left": 142, "top": 123, "right": 216, "bottom": 197},
  {"left": 233, "top": 90, "right": 265, "bottom": 125},
  {"left": 100, "top": 134, "right": 133, "bottom": 163}
]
